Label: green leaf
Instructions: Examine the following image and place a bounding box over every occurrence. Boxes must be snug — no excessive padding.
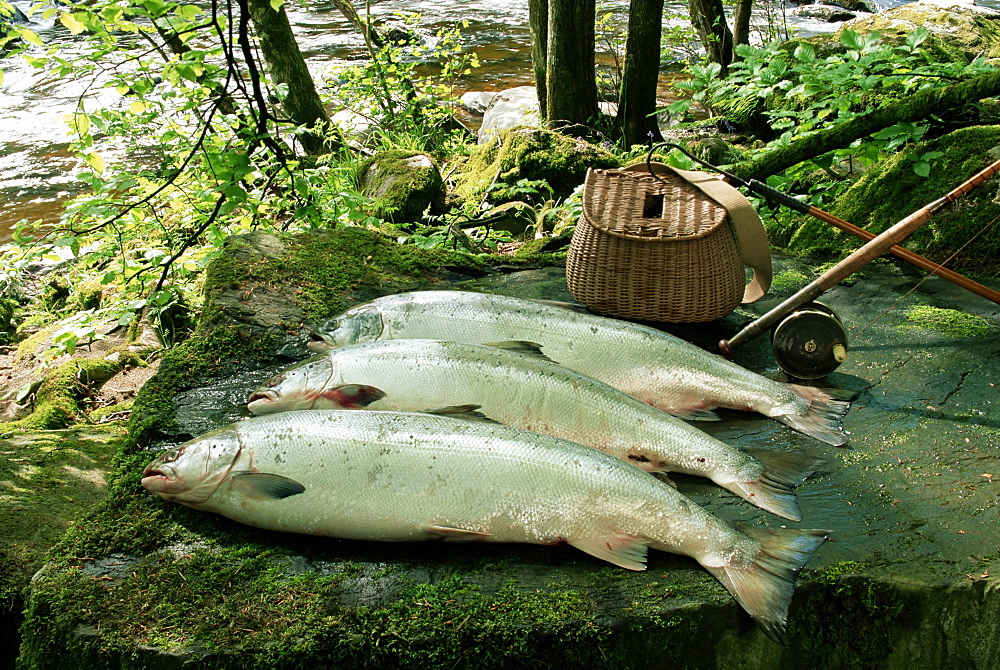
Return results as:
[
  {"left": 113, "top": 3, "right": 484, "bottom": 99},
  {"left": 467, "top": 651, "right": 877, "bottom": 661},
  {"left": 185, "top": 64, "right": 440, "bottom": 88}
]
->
[
  {"left": 913, "top": 161, "right": 930, "bottom": 178},
  {"left": 840, "top": 29, "right": 862, "bottom": 51},
  {"left": 18, "top": 28, "right": 43, "bottom": 45},
  {"left": 84, "top": 152, "right": 106, "bottom": 174},
  {"left": 59, "top": 12, "right": 87, "bottom": 34},
  {"left": 794, "top": 43, "right": 815, "bottom": 63}
]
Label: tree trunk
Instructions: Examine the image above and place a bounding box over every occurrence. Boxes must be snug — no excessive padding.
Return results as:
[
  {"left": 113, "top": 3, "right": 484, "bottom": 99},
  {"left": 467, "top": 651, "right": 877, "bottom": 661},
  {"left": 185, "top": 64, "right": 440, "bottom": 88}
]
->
[
  {"left": 729, "top": 69, "right": 1000, "bottom": 182},
  {"left": 618, "top": 0, "right": 664, "bottom": 147},
  {"left": 732, "top": 0, "right": 752, "bottom": 49},
  {"left": 546, "top": 0, "right": 599, "bottom": 129},
  {"left": 688, "top": 0, "right": 733, "bottom": 74},
  {"left": 528, "top": 0, "right": 549, "bottom": 121},
  {"left": 245, "top": 0, "right": 335, "bottom": 155}
]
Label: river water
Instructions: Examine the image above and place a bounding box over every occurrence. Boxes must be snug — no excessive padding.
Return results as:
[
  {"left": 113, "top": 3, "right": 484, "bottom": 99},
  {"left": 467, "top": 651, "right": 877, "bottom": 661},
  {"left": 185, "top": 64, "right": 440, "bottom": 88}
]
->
[{"left": 0, "top": 0, "right": 907, "bottom": 243}]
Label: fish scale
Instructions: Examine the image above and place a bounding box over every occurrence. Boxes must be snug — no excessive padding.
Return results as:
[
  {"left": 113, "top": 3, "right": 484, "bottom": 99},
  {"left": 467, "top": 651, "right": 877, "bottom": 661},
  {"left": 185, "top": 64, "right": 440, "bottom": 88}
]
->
[
  {"left": 141, "top": 409, "right": 830, "bottom": 644},
  {"left": 249, "top": 338, "right": 825, "bottom": 520}
]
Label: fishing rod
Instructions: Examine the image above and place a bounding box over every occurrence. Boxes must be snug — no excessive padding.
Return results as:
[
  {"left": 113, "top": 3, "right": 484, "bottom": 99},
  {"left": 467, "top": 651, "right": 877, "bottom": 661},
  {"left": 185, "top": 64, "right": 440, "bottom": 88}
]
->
[
  {"left": 650, "top": 142, "right": 1000, "bottom": 307},
  {"left": 717, "top": 155, "right": 1000, "bottom": 355}
]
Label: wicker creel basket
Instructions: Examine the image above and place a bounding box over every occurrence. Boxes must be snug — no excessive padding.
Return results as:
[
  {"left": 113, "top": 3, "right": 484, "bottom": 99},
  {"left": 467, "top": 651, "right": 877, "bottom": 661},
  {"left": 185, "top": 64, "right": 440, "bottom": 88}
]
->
[{"left": 566, "top": 161, "right": 772, "bottom": 323}]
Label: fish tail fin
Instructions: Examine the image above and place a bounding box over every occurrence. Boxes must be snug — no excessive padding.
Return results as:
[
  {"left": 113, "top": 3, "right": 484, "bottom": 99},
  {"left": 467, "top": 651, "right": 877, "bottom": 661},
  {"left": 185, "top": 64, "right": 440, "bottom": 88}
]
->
[
  {"left": 723, "top": 450, "right": 827, "bottom": 521},
  {"left": 773, "top": 385, "right": 855, "bottom": 446},
  {"left": 704, "top": 527, "right": 829, "bottom": 645}
]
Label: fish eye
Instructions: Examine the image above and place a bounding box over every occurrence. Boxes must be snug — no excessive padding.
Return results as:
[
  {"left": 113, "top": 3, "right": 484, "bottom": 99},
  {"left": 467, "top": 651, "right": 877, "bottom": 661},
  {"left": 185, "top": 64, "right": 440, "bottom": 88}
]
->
[
  {"left": 161, "top": 446, "right": 184, "bottom": 463},
  {"left": 265, "top": 373, "right": 286, "bottom": 387}
]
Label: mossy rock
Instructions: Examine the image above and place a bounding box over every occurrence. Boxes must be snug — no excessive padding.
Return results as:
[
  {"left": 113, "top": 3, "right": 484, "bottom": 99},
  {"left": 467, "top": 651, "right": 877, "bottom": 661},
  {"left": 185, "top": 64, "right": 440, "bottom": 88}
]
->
[
  {"left": 0, "top": 297, "right": 16, "bottom": 345},
  {"left": 452, "top": 128, "right": 618, "bottom": 205},
  {"left": 14, "top": 235, "right": 1000, "bottom": 668},
  {"left": 838, "top": 2, "right": 1000, "bottom": 62},
  {"left": 782, "top": 125, "right": 1000, "bottom": 276},
  {"left": 357, "top": 150, "right": 446, "bottom": 225}
]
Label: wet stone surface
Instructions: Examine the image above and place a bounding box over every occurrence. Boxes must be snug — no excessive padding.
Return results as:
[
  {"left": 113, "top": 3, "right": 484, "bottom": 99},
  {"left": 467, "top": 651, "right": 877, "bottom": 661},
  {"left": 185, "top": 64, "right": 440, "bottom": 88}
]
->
[
  {"left": 158, "top": 256, "right": 1000, "bottom": 584},
  {"left": 17, "top": 250, "right": 1000, "bottom": 668}
]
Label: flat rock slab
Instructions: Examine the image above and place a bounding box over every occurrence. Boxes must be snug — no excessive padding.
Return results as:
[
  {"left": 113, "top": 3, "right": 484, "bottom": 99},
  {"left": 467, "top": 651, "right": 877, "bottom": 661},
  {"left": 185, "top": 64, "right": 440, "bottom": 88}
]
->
[{"left": 15, "top": 251, "right": 1000, "bottom": 669}]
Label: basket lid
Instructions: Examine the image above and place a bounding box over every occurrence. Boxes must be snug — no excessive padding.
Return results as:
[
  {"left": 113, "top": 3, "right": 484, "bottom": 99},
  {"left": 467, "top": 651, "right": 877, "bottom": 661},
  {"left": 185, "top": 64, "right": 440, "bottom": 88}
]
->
[{"left": 581, "top": 163, "right": 729, "bottom": 242}]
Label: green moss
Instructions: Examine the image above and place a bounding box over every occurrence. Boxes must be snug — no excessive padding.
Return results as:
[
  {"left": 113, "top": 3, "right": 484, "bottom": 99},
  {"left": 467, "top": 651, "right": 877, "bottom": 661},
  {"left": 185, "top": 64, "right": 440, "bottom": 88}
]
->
[
  {"left": 769, "top": 268, "right": 813, "bottom": 293},
  {"left": 903, "top": 305, "right": 998, "bottom": 337},
  {"left": 0, "top": 297, "right": 17, "bottom": 345},
  {"left": 786, "top": 126, "right": 1000, "bottom": 275},
  {"left": 0, "top": 354, "right": 140, "bottom": 433},
  {"left": 790, "top": 563, "right": 911, "bottom": 668},
  {"left": 356, "top": 150, "right": 445, "bottom": 224},
  {"left": 1, "top": 426, "right": 120, "bottom": 660},
  {"left": 202, "top": 228, "right": 485, "bottom": 326},
  {"left": 452, "top": 129, "right": 618, "bottom": 205}
]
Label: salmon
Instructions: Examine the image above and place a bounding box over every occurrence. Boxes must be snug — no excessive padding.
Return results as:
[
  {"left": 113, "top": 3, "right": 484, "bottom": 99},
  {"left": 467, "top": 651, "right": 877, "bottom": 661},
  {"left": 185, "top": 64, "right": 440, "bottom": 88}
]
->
[
  {"left": 309, "top": 290, "right": 853, "bottom": 445},
  {"left": 247, "top": 339, "right": 824, "bottom": 520},
  {"left": 141, "top": 410, "right": 829, "bottom": 644}
]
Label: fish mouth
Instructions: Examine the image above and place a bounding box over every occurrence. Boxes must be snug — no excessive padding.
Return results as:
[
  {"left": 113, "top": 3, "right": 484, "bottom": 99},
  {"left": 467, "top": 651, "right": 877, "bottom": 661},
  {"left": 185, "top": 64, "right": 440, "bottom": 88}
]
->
[
  {"left": 306, "top": 335, "right": 333, "bottom": 353},
  {"left": 247, "top": 389, "right": 277, "bottom": 405},
  {"left": 140, "top": 464, "right": 175, "bottom": 491}
]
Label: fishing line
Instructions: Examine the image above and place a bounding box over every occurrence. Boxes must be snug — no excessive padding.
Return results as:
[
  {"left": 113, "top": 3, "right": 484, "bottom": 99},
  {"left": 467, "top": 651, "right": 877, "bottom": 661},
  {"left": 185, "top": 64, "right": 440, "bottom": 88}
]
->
[{"left": 849, "top": 212, "right": 1000, "bottom": 340}]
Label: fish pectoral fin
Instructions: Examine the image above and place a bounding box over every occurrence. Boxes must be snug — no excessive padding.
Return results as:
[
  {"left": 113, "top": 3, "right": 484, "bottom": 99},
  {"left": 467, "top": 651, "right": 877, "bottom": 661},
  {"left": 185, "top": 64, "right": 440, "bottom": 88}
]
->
[
  {"left": 229, "top": 473, "right": 306, "bottom": 500},
  {"left": 321, "top": 384, "right": 386, "bottom": 408},
  {"left": 429, "top": 524, "right": 494, "bottom": 542},
  {"left": 481, "top": 340, "right": 555, "bottom": 364},
  {"left": 672, "top": 407, "right": 721, "bottom": 421},
  {"left": 422, "top": 405, "right": 499, "bottom": 424},
  {"left": 569, "top": 534, "right": 650, "bottom": 571}
]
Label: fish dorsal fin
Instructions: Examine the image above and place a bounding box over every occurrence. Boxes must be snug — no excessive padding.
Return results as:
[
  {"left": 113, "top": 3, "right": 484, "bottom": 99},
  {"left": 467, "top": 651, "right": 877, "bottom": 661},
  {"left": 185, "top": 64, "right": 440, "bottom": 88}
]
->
[
  {"left": 429, "top": 524, "right": 494, "bottom": 541},
  {"left": 482, "top": 340, "right": 554, "bottom": 363},
  {"left": 423, "top": 405, "right": 499, "bottom": 424},
  {"left": 320, "top": 384, "right": 386, "bottom": 408},
  {"left": 569, "top": 534, "right": 650, "bottom": 571},
  {"left": 229, "top": 473, "right": 306, "bottom": 500}
]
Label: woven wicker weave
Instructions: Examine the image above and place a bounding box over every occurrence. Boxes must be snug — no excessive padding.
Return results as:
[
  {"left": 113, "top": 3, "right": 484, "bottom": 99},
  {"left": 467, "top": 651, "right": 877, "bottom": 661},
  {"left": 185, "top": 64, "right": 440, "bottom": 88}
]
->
[{"left": 566, "top": 162, "right": 745, "bottom": 322}]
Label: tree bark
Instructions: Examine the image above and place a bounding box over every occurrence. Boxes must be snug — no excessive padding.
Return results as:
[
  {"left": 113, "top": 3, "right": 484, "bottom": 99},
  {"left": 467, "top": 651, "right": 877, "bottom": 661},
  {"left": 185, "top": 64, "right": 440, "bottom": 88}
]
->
[
  {"left": 245, "top": 0, "right": 336, "bottom": 155},
  {"left": 729, "top": 69, "right": 1000, "bottom": 182},
  {"left": 546, "top": 0, "right": 599, "bottom": 129},
  {"left": 732, "top": 0, "right": 752, "bottom": 49},
  {"left": 528, "top": 0, "right": 549, "bottom": 121},
  {"left": 688, "top": 0, "right": 733, "bottom": 74},
  {"left": 617, "top": 0, "right": 664, "bottom": 147}
]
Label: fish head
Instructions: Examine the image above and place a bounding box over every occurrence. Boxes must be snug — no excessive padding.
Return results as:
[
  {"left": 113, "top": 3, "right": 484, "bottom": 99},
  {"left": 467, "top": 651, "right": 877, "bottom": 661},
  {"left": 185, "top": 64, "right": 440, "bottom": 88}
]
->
[
  {"left": 246, "top": 356, "right": 336, "bottom": 415},
  {"left": 141, "top": 426, "right": 242, "bottom": 505},
  {"left": 308, "top": 304, "right": 384, "bottom": 352}
]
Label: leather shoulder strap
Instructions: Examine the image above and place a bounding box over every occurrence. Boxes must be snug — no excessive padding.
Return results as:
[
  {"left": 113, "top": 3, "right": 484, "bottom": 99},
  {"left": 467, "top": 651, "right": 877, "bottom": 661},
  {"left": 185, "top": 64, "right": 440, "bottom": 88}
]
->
[{"left": 664, "top": 165, "right": 772, "bottom": 303}]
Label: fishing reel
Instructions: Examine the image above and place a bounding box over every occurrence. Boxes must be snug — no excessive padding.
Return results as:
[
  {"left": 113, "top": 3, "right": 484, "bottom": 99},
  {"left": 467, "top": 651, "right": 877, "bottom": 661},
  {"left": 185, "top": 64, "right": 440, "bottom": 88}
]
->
[{"left": 769, "top": 302, "right": 848, "bottom": 379}]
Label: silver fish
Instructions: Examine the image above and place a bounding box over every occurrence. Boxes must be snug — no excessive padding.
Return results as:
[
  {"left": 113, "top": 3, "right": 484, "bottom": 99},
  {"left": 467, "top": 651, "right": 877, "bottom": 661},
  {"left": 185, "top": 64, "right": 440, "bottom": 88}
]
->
[
  {"left": 141, "top": 409, "right": 829, "bottom": 644},
  {"left": 309, "top": 290, "right": 852, "bottom": 446},
  {"left": 247, "top": 339, "right": 824, "bottom": 521}
]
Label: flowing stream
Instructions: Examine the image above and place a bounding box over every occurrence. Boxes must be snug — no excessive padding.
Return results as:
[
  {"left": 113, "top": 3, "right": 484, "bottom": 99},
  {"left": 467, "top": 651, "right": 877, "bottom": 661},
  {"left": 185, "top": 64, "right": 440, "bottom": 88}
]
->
[{"left": 0, "top": 0, "right": 909, "bottom": 243}]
